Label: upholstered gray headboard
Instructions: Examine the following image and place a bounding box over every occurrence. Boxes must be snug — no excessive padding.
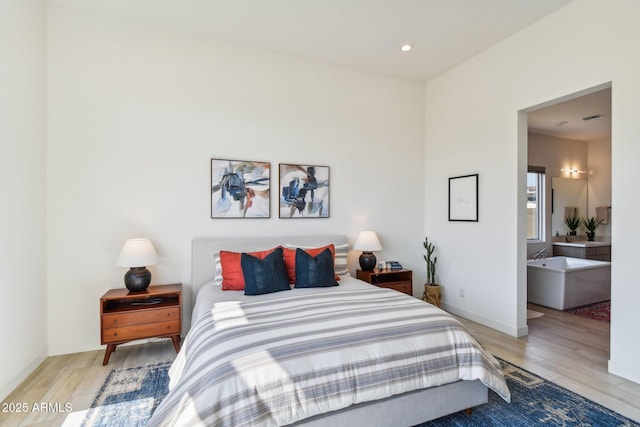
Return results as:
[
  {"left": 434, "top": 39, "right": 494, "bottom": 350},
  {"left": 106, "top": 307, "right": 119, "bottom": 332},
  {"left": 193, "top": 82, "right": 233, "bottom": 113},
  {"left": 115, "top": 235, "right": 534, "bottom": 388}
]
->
[{"left": 191, "top": 234, "right": 348, "bottom": 300}]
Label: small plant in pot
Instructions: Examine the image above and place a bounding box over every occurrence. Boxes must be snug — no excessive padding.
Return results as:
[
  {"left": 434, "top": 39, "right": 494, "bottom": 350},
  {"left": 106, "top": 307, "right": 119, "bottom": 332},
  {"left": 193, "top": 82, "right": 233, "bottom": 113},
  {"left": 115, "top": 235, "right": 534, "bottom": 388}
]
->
[
  {"left": 582, "top": 216, "right": 604, "bottom": 241},
  {"left": 564, "top": 217, "right": 580, "bottom": 236},
  {"left": 422, "top": 237, "right": 441, "bottom": 307}
]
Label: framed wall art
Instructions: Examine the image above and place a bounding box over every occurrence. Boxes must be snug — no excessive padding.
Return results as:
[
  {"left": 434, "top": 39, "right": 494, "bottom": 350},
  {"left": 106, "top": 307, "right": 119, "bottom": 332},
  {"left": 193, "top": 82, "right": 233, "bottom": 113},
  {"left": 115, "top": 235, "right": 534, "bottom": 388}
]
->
[
  {"left": 279, "top": 163, "right": 329, "bottom": 218},
  {"left": 448, "top": 173, "right": 478, "bottom": 222},
  {"left": 211, "top": 159, "right": 270, "bottom": 218}
]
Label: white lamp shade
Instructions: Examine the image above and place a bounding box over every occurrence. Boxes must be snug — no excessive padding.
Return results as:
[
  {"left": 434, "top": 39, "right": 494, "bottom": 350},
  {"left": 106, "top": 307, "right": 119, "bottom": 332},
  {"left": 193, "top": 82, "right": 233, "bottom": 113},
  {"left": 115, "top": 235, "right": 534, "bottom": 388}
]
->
[
  {"left": 353, "top": 231, "right": 383, "bottom": 251},
  {"left": 115, "top": 238, "right": 159, "bottom": 267}
]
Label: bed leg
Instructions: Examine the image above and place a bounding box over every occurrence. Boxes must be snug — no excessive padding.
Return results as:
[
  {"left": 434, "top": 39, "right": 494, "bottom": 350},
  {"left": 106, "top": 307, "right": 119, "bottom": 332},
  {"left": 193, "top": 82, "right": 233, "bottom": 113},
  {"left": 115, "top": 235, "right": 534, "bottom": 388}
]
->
[{"left": 464, "top": 408, "right": 474, "bottom": 416}]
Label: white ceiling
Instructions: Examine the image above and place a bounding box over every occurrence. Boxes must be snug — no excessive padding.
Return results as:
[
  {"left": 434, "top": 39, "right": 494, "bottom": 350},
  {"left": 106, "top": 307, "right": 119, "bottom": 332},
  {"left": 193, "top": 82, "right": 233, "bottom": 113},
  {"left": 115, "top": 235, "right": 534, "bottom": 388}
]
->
[
  {"left": 528, "top": 88, "right": 611, "bottom": 141},
  {"left": 50, "top": 0, "right": 600, "bottom": 139},
  {"left": 47, "top": 0, "right": 573, "bottom": 82}
]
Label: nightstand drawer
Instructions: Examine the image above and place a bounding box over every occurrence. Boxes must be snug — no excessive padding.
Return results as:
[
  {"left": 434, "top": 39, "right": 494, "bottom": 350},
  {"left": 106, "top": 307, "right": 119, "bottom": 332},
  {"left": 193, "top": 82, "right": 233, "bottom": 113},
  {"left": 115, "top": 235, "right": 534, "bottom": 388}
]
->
[
  {"left": 357, "top": 269, "right": 413, "bottom": 296},
  {"left": 102, "top": 320, "right": 180, "bottom": 343},
  {"left": 103, "top": 307, "right": 180, "bottom": 328},
  {"left": 380, "top": 282, "right": 412, "bottom": 294}
]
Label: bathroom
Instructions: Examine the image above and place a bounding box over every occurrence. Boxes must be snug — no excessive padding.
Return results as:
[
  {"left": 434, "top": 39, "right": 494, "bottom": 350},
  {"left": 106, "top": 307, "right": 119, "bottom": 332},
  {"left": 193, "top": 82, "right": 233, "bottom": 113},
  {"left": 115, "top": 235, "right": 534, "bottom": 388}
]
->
[{"left": 526, "top": 87, "right": 611, "bottom": 312}]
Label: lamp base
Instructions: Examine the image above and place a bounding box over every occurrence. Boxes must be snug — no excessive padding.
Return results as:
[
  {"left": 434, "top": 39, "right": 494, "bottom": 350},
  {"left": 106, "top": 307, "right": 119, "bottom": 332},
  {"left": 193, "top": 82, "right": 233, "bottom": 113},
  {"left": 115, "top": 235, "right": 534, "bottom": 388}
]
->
[
  {"left": 124, "top": 267, "right": 151, "bottom": 292},
  {"left": 359, "top": 251, "right": 377, "bottom": 271}
]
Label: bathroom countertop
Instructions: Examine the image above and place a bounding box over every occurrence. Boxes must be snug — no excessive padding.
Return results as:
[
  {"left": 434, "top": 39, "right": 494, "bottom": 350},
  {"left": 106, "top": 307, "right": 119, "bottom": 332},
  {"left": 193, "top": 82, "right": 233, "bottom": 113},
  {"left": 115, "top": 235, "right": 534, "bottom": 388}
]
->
[{"left": 552, "top": 241, "right": 611, "bottom": 248}]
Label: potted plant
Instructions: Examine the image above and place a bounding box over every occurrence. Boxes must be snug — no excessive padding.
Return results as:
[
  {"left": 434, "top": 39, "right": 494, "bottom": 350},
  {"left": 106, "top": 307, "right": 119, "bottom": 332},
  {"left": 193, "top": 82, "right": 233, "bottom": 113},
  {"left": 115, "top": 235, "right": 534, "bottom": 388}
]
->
[
  {"left": 564, "top": 217, "right": 580, "bottom": 236},
  {"left": 422, "top": 237, "right": 441, "bottom": 307},
  {"left": 582, "top": 216, "right": 604, "bottom": 241}
]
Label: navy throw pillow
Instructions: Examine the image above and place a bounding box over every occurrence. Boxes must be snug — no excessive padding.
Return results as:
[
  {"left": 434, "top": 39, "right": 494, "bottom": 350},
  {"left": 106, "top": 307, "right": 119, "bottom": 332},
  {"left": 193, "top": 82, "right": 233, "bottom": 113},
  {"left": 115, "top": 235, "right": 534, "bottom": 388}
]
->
[
  {"left": 241, "top": 247, "right": 290, "bottom": 295},
  {"left": 294, "top": 248, "right": 338, "bottom": 288}
]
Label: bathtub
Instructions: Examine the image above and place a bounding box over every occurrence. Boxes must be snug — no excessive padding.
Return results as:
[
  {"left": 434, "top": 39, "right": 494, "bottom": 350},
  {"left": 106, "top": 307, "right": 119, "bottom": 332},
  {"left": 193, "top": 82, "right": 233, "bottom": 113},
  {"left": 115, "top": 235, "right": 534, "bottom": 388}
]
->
[{"left": 527, "top": 256, "right": 611, "bottom": 310}]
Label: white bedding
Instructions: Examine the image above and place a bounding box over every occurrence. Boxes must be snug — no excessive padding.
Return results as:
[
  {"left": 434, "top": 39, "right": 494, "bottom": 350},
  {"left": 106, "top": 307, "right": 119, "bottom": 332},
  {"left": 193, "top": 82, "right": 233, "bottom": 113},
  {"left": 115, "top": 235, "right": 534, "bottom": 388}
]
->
[
  {"left": 149, "top": 276, "right": 510, "bottom": 426},
  {"left": 168, "top": 279, "right": 377, "bottom": 391}
]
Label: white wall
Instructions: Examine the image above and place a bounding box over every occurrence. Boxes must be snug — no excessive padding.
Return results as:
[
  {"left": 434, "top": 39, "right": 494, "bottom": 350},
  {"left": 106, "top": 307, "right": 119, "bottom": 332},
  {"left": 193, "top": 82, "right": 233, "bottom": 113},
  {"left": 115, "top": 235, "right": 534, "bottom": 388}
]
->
[
  {"left": 46, "top": 6, "right": 426, "bottom": 354},
  {"left": 587, "top": 136, "right": 612, "bottom": 239},
  {"left": 0, "top": 0, "right": 47, "bottom": 401},
  {"left": 424, "top": 0, "right": 640, "bottom": 383}
]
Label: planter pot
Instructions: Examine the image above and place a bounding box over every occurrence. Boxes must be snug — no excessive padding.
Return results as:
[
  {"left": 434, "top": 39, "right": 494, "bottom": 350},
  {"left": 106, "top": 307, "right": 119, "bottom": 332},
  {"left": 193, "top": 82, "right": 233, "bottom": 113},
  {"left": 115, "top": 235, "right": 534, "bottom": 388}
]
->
[
  {"left": 422, "top": 284, "right": 441, "bottom": 308},
  {"left": 586, "top": 231, "right": 595, "bottom": 241}
]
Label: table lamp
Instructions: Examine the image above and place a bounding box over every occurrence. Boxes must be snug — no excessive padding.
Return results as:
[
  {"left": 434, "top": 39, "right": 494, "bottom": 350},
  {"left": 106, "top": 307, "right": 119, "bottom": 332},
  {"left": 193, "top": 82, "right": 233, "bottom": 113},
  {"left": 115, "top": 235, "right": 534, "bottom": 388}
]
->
[
  {"left": 115, "top": 237, "right": 159, "bottom": 292},
  {"left": 353, "top": 231, "right": 382, "bottom": 272}
]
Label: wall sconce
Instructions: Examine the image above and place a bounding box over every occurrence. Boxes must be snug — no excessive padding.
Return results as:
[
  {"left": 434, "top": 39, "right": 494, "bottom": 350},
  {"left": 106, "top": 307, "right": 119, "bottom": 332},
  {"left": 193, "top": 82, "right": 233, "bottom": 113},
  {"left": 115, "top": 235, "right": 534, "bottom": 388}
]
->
[{"left": 561, "top": 167, "right": 586, "bottom": 176}]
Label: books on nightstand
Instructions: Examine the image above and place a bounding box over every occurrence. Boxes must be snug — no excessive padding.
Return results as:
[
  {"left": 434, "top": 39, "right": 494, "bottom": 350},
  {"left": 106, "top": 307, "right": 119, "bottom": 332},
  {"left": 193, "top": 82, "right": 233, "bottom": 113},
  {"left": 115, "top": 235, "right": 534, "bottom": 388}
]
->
[{"left": 388, "top": 261, "right": 403, "bottom": 270}]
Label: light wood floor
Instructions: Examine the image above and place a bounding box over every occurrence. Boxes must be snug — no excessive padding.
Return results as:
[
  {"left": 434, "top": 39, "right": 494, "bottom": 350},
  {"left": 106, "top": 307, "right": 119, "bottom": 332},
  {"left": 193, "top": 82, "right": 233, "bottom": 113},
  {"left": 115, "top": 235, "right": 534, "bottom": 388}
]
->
[
  {"left": 459, "top": 304, "right": 640, "bottom": 423},
  {"left": 2, "top": 306, "right": 640, "bottom": 426},
  {"left": 0, "top": 340, "right": 177, "bottom": 427}
]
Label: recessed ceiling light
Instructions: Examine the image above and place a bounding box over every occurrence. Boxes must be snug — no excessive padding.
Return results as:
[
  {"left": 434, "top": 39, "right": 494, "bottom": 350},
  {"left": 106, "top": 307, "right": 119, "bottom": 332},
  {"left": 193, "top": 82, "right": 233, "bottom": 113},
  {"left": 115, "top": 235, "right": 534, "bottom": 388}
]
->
[{"left": 400, "top": 44, "right": 412, "bottom": 52}]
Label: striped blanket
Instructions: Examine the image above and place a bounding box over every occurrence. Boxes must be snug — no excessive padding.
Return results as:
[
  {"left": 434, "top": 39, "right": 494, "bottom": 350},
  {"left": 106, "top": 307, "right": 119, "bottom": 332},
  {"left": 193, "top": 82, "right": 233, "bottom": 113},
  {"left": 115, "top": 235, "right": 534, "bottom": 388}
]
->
[{"left": 148, "top": 282, "right": 510, "bottom": 426}]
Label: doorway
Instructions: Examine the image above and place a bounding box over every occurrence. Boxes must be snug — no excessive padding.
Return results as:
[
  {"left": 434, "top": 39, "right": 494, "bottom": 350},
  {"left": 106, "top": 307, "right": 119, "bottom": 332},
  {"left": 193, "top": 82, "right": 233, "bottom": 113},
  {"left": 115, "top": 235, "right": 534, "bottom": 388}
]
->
[{"left": 523, "top": 83, "right": 612, "bottom": 331}]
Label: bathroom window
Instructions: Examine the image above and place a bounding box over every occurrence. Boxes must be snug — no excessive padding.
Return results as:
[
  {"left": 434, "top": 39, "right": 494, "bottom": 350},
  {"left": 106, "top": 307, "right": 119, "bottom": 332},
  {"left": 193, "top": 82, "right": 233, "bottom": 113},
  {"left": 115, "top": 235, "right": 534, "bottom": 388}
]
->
[{"left": 527, "top": 167, "right": 545, "bottom": 241}]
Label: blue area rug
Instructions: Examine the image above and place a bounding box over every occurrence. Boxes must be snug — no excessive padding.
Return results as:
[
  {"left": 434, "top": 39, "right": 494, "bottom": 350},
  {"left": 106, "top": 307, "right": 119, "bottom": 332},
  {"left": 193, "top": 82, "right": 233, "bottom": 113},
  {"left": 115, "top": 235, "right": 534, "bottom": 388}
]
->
[
  {"left": 426, "top": 359, "right": 638, "bottom": 426},
  {"left": 82, "top": 361, "right": 171, "bottom": 427},
  {"left": 83, "top": 359, "right": 639, "bottom": 426}
]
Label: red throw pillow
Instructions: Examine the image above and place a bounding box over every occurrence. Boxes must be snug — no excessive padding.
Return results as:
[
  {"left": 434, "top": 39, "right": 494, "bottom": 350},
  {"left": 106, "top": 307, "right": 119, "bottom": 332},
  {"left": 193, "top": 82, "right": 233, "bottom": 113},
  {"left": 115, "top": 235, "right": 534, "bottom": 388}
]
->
[
  {"left": 283, "top": 244, "right": 337, "bottom": 284},
  {"left": 220, "top": 247, "right": 279, "bottom": 290}
]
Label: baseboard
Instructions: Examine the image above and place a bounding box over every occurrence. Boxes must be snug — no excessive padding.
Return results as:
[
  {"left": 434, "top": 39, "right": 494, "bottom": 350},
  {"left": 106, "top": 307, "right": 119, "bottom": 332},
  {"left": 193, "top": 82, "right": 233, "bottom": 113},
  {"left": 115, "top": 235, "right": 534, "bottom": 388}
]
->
[
  {"left": 608, "top": 358, "right": 640, "bottom": 384},
  {"left": 0, "top": 349, "right": 48, "bottom": 402},
  {"left": 48, "top": 337, "right": 176, "bottom": 356},
  {"left": 442, "top": 302, "right": 527, "bottom": 338},
  {"left": 48, "top": 339, "right": 102, "bottom": 356}
]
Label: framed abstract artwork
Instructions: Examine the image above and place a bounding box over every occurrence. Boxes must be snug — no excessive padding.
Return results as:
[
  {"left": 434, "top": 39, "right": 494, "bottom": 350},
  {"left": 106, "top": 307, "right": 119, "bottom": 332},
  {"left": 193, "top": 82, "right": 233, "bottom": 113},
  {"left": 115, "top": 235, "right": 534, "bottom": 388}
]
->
[
  {"left": 211, "top": 159, "right": 270, "bottom": 218},
  {"left": 279, "top": 164, "right": 329, "bottom": 218},
  {"left": 448, "top": 174, "right": 479, "bottom": 222}
]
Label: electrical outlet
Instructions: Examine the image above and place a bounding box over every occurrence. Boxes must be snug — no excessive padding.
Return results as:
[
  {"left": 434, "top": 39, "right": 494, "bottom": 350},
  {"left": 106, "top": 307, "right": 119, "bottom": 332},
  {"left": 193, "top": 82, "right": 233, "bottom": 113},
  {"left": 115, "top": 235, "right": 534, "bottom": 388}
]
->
[{"left": 459, "top": 288, "right": 465, "bottom": 298}]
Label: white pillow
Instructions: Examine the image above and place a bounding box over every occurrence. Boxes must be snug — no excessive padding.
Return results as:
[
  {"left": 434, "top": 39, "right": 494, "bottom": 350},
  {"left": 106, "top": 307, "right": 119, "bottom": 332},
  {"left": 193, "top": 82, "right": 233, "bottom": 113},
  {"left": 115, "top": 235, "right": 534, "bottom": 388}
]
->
[
  {"left": 212, "top": 253, "right": 223, "bottom": 285},
  {"left": 333, "top": 243, "right": 349, "bottom": 275}
]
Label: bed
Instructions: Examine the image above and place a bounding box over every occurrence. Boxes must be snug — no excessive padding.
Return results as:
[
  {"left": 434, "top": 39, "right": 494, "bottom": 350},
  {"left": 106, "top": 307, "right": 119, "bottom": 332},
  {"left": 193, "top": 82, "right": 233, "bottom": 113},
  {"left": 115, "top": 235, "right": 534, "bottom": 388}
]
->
[{"left": 148, "top": 235, "right": 510, "bottom": 426}]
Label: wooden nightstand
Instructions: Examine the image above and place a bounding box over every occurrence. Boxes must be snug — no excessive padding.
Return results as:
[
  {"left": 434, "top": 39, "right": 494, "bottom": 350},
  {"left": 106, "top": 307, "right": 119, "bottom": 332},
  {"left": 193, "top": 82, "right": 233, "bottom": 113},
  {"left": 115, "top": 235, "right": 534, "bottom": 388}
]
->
[
  {"left": 100, "top": 284, "right": 182, "bottom": 365},
  {"left": 356, "top": 269, "right": 413, "bottom": 296}
]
